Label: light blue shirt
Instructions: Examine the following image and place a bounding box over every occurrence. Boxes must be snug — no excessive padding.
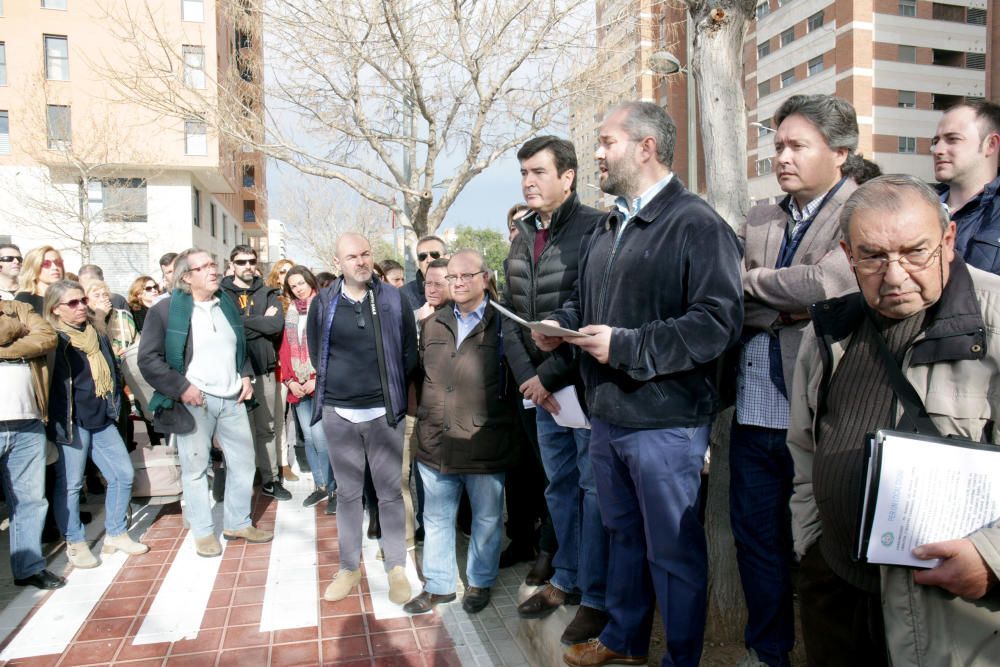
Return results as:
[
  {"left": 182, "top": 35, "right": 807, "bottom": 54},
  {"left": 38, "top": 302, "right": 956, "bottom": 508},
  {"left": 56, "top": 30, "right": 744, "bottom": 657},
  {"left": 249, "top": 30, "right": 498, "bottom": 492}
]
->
[
  {"left": 613, "top": 173, "right": 674, "bottom": 236},
  {"left": 454, "top": 298, "right": 488, "bottom": 349}
]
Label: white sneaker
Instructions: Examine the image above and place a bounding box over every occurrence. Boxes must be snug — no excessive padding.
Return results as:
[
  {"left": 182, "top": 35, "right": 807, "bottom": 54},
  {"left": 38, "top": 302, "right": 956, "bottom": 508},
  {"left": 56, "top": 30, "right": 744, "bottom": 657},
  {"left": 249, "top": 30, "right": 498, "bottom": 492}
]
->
[
  {"left": 102, "top": 533, "right": 150, "bottom": 556},
  {"left": 66, "top": 541, "right": 99, "bottom": 569},
  {"left": 324, "top": 569, "right": 361, "bottom": 601}
]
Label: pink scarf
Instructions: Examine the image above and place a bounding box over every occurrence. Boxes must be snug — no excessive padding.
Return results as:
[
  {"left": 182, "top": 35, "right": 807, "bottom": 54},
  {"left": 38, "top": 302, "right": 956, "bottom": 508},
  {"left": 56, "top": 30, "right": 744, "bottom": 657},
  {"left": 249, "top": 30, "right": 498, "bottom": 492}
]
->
[{"left": 285, "top": 294, "right": 315, "bottom": 383}]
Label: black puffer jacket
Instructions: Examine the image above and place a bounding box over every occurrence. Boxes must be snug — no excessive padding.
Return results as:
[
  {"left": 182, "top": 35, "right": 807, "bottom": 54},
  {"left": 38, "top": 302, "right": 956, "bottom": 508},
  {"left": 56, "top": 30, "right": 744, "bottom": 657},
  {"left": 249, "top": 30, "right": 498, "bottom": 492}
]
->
[{"left": 502, "top": 193, "right": 604, "bottom": 391}]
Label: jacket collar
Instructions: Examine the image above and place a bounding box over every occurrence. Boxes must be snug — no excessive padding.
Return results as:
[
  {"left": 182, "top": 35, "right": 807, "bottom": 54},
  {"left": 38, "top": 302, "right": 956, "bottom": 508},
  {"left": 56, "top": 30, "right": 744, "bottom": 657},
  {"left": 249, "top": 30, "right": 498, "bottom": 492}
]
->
[
  {"left": 937, "top": 173, "right": 1000, "bottom": 214},
  {"left": 810, "top": 257, "right": 986, "bottom": 364},
  {"left": 604, "top": 175, "right": 686, "bottom": 232},
  {"left": 520, "top": 192, "right": 581, "bottom": 236}
]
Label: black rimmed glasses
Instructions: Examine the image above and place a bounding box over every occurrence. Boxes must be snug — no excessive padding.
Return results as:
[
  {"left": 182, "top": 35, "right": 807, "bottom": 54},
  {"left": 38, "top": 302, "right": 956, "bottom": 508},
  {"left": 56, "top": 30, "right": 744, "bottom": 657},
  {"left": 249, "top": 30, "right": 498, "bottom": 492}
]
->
[{"left": 444, "top": 271, "right": 485, "bottom": 284}]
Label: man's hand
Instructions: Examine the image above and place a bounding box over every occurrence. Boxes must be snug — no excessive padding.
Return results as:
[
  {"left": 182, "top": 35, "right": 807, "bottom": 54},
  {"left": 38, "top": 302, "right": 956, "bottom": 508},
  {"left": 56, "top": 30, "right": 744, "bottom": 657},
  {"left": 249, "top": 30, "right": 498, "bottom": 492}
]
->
[
  {"left": 236, "top": 377, "right": 254, "bottom": 404},
  {"left": 912, "top": 538, "right": 998, "bottom": 599},
  {"left": 567, "top": 324, "right": 612, "bottom": 365},
  {"left": 531, "top": 321, "right": 565, "bottom": 352},
  {"left": 265, "top": 305, "right": 279, "bottom": 317},
  {"left": 519, "top": 376, "right": 561, "bottom": 415},
  {"left": 180, "top": 383, "right": 205, "bottom": 407},
  {"left": 287, "top": 380, "right": 306, "bottom": 399},
  {"left": 415, "top": 302, "right": 435, "bottom": 322},
  {"left": 302, "top": 378, "right": 316, "bottom": 395}
]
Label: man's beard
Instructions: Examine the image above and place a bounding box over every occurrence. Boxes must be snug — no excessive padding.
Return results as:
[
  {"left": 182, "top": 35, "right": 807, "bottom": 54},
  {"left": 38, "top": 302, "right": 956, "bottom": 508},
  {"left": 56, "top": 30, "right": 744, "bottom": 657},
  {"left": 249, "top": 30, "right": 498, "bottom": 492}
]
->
[{"left": 601, "top": 159, "right": 639, "bottom": 198}]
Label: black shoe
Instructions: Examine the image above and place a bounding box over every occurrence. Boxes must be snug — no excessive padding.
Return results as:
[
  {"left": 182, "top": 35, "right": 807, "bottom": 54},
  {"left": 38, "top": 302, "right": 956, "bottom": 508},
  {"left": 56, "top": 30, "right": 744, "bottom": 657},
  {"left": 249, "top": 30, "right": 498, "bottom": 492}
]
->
[
  {"left": 516, "top": 583, "right": 581, "bottom": 619},
  {"left": 14, "top": 569, "right": 67, "bottom": 590},
  {"left": 560, "top": 606, "right": 609, "bottom": 645},
  {"left": 499, "top": 541, "right": 536, "bottom": 568},
  {"left": 462, "top": 587, "right": 492, "bottom": 614},
  {"left": 402, "top": 590, "right": 457, "bottom": 614},
  {"left": 79, "top": 511, "right": 92, "bottom": 525},
  {"left": 367, "top": 508, "right": 381, "bottom": 539},
  {"left": 414, "top": 526, "right": 424, "bottom": 544},
  {"left": 262, "top": 481, "right": 292, "bottom": 501},
  {"left": 524, "top": 550, "right": 555, "bottom": 586},
  {"left": 212, "top": 466, "right": 226, "bottom": 503},
  {"left": 303, "top": 489, "right": 326, "bottom": 508},
  {"left": 324, "top": 493, "right": 338, "bottom": 515}
]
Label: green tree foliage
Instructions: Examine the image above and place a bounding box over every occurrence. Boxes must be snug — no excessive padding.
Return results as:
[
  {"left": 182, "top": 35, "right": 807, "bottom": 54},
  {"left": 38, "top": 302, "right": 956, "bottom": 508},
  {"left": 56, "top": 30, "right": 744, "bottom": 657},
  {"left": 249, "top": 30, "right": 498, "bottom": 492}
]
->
[{"left": 450, "top": 225, "right": 510, "bottom": 291}]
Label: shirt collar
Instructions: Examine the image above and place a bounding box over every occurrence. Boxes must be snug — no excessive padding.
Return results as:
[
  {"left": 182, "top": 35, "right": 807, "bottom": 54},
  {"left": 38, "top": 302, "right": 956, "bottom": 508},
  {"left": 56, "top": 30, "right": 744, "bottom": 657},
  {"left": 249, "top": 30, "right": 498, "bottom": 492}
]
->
[
  {"left": 454, "top": 297, "right": 487, "bottom": 323},
  {"left": 613, "top": 173, "right": 674, "bottom": 221},
  {"left": 787, "top": 192, "right": 827, "bottom": 223}
]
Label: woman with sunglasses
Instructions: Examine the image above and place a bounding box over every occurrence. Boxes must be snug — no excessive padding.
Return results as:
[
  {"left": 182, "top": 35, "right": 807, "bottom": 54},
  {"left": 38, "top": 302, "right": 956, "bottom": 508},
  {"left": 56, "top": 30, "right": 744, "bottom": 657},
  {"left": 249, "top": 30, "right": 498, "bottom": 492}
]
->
[
  {"left": 44, "top": 280, "right": 148, "bottom": 568},
  {"left": 278, "top": 266, "right": 336, "bottom": 512},
  {"left": 15, "top": 246, "right": 65, "bottom": 314},
  {"left": 126, "top": 275, "right": 160, "bottom": 333}
]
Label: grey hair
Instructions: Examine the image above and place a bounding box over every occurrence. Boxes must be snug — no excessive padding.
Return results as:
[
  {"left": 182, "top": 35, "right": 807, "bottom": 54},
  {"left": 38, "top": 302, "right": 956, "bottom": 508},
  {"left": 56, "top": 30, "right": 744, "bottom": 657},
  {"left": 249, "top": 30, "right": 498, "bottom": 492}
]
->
[
  {"left": 775, "top": 94, "right": 859, "bottom": 153},
  {"left": 839, "top": 174, "right": 950, "bottom": 244},
  {"left": 43, "top": 279, "right": 90, "bottom": 327},
  {"left": 611, "top": 101, "right": 677, "bottom": 167},
  {"left": 171, "top": 247, "right": 210, "bottom": 294}
]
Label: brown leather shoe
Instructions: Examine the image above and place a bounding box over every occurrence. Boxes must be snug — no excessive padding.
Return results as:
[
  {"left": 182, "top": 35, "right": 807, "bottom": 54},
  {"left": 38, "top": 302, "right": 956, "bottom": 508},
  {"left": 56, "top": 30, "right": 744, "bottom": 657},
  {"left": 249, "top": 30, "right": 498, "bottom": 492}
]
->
[
  {"left": 525, "top": 550, "right": 555, "bottom": 586},
  {"left": 563, "top": 638, "right": 646, "bottom": 666},
  {"left": 517, "top": 583, "right": 582, "bottom": 619},
  {"left": 402, "top": 590, "right": 457, "bottom": 614},
  {"left": 561, "top": 606, "right": 609, "bottom": 645}
]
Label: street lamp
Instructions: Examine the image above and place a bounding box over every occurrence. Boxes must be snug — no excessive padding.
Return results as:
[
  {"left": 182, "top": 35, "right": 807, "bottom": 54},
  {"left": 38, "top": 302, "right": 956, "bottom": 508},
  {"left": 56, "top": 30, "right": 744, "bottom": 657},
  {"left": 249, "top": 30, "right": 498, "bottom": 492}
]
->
[
  {"left": 648, "top": 16, "right": 697, "bottom": 194},
  {"left": 750, "top": 121, "right": 777, "bottom": 135}
]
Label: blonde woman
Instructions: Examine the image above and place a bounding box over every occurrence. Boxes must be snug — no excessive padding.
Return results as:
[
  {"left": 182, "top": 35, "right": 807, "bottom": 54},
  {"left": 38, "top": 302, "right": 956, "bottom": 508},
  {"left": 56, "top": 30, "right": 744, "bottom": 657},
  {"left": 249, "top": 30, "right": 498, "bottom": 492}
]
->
[
  {"left": 15, "top": 245, "right": 64, "bottom": 313},
  {"left": 45, "top": 280, "right": 148, "bottom": 568},
  {"left": 265, "top": 258, "right": 297, "bottom": 481},
  {"left": 84, "top": 280, "right": 137, "bottom": 356}
]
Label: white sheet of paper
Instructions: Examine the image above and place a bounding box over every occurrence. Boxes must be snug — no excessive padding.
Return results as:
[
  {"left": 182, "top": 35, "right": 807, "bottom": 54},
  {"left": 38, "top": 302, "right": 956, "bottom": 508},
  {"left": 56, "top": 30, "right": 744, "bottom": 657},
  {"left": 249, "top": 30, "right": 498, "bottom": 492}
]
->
[
  {"left": 489, "top": 301, "right": 591, "bottom": 338},
  {"left": 866, "top": 432, "right": 1000, "bottom": 568},
  {"left": 523, "top": 386, "right": 590, "bottom": 430}
]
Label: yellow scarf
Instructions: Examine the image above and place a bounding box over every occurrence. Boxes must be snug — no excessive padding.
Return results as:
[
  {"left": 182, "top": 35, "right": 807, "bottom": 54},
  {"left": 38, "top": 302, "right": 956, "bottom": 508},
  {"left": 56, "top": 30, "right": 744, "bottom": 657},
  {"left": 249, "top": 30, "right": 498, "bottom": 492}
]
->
[{"left": 57, "top": 322, "right": 114, "bottom": 398}]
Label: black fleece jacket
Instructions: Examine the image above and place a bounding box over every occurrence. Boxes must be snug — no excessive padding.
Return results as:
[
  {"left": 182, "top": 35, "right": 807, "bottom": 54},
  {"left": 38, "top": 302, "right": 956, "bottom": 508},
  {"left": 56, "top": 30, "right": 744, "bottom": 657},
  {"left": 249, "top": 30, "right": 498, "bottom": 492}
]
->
[{"left": 219, "top": 276, "right": 284, "bottom": 375}]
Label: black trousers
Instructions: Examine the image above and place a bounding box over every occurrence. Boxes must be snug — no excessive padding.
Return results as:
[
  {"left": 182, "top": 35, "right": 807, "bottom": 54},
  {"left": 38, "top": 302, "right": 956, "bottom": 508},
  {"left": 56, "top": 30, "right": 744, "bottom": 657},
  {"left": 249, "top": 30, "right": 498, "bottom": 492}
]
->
[{"left": 505, "top": 395, "right": 556, "bottom": 553}]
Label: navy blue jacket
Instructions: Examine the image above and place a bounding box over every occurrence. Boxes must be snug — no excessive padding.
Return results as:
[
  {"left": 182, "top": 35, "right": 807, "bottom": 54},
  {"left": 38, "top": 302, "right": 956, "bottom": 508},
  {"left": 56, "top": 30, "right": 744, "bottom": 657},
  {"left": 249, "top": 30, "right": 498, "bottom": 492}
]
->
[
  {"left": 306, "top": 277, "right": 418, "bottom": 427},
  {"left": 942, "top": 175, "right": 1000, "bottom": 274},
  {"left": 549, "top": 177, "right": 744, "bottom": 429},
  {"left": 49, "top": 328, "right": 122, "bottom": 444}
]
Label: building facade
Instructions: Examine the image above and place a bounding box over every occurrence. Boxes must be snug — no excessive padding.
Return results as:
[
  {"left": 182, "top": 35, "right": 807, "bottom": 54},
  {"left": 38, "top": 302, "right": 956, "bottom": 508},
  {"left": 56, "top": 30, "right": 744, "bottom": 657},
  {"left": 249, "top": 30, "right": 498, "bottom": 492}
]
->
[{"left": 0, "top": 0, "right": 267, "bottom": 293}]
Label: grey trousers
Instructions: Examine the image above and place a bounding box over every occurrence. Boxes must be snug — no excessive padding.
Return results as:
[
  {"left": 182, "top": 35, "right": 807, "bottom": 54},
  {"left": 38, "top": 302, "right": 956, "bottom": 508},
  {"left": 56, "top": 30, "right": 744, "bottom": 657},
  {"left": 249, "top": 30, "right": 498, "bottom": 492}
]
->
[
  {"left": 321, "top": 406, "right": 406, "bottom": 571},
  {"left": 250, "top": 373, "right": 279, "bottom": 483}
]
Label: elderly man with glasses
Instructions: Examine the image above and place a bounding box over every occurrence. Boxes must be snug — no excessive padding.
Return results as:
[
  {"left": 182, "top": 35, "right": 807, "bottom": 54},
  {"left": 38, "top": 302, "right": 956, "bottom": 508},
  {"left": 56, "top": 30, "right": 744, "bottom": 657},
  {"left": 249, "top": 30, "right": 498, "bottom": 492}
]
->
[{"left": 0, "top": 244, "right": 23, "bottom": 301}]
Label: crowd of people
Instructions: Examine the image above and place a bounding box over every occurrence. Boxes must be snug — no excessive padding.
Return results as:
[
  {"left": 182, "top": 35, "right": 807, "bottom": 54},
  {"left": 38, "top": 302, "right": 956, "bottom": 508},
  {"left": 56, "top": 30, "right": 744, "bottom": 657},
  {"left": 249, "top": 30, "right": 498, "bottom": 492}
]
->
[{"left": 1, "top": 93, "right": 999, "bottom": 667}]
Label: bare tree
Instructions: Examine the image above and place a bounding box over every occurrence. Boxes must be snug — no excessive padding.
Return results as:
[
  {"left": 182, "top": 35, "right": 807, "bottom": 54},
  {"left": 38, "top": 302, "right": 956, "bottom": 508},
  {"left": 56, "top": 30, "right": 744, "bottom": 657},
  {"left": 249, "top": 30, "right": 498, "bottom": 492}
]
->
[{"left": 99, "top": 0, "right": 593, "bottom": 253}]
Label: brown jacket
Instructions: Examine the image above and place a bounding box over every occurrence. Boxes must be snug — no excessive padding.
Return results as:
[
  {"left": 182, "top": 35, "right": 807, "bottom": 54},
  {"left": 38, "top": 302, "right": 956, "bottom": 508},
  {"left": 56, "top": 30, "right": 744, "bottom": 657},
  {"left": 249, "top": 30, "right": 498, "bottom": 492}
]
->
[
  {"left": 416, "top": 301, "right": 516, "bottom": 475},
  {"left": 0, "top": 300, "right": 57, "bottom": 420},
  {"left": 739, "top": 179, "right": 858, "bottom": 391}
]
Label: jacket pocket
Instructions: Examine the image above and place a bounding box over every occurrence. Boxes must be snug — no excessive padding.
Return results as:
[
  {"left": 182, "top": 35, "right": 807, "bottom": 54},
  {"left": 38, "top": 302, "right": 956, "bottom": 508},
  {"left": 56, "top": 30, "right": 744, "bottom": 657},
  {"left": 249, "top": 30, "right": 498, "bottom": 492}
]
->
[
  {"left": 923, "top": 391, "right": 991, "bottom": 441},
  {"left": 968, "top": 235, "right": 1000, "bottom": 274}
]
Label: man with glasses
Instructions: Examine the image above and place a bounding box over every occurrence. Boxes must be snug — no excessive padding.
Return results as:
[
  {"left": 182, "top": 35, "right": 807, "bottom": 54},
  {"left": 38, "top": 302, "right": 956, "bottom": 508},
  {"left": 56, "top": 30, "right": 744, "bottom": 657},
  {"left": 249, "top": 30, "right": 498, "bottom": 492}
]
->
[
  {"left": 307, "top": 233, "right": 418, "bottom": 606},
  {"left": 788, "top": 174, "right": 1000, "bottom": 666},
  {"left": 402, "top": 235, "right": 448, "bottom": 312},
  {"left": 139, "top": 248, "right": 271, "bottom": 557},
  {"left": 220, "top": 245, "right": 289, "bottom": 501},
  {"left": 0, "top": 244, "right": 22, "bottom": 301}
]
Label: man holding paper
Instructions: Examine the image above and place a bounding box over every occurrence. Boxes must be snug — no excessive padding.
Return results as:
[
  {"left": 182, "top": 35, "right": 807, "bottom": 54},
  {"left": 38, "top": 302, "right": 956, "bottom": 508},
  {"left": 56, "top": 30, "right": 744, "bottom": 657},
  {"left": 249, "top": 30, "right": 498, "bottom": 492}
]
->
[
  {"left": 505, "top": 136, "right": 610, "bottom": 644},
  {"left": 787, "top": 174, "right": 1000, "bottom": 666}
]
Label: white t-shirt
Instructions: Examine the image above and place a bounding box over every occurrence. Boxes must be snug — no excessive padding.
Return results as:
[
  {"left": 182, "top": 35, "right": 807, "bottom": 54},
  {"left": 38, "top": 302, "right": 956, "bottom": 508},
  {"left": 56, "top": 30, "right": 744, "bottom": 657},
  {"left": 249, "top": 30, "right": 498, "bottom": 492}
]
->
[
  {"left": 0, "top": 364, "right": 41, "bottom": 421},
  {"left": 185, "top": 299, "right": 242, "bottom": 399}
]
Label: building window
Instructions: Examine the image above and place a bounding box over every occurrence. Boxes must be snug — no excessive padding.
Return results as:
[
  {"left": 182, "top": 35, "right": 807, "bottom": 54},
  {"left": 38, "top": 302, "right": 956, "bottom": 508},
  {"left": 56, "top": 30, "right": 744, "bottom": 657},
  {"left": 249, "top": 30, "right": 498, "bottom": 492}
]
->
[
  {"left": 757, "top": 42, "right": 771, "bottom": 59},
  {"left": 966, "top": 53, "right": 986, "bottom": 70},
  {"left": 182, "top": 45, "right": 205, "bottom": 89},
  {"left": 780, "top": 27, "right": 795, "bottom": 47},
  {"left": 756, "top": 2, "right": 770, "bottom": 19},
  {"left": 242, "top": 164, "right": 255, "bottom": 188},
  {"left": 233, "top": 224, "right": 238, "bottom": 244},
  {"left": 185, "top": 119, "right": 207, "bottom": 155},
  {"left": 0, "top": 110, "right": 9, "bottom": 155},
  {"left": 44, "top": 35, "right": 69, "bottom": 81},
  {"left": 46, "top": 104, "right": 71, "bottom": 149},
  {"left": 808, "top": 56, "right": 824, "bottom": 76},
  {"left": 780, "top": 68, "right": 796, "bottom": 88},
  {"left": 182, "top": 0, "right": 203, "bottom": 22},
  {"left": 222, "top": 213, "right": 227, "bottom": 240},
  {"left": 777, "top": 0, "right": 792, "bottom": 6},
  {"left": 932, "top": 3, "right": 965, "bottom": 22},
  {"left": 758, "top": 79, "right": 771, "bottom": 99},
  {"left": 87, "top": 178, "right": 147, "bottom": 222},
  {"left": 967, "top": 8, "right": 987, "bottom": 25},
  {"left": 223, "top": 214, "right": 227, "bottom": 242},
  {"left": 898, "top": 45, "right": 917, "bottom": 63},
  {"left": 42, "top": 0, "right": 67, "bottom": 8},
  {"left": 210, "top": 203, "right": 217, "bottom": 237},
  {"left": 243, "top": 200, "right": 256, "bottom": 223},
  {"left": 899, "top": 0, "right": 916, "bottom": 17},
  {"left": 898, "top": 136, "right": 917, "bottom": 153},
  {"left": 756, "top": 158, "right": 773, "bottom": 176},
  {"left": 807, "top": 11, "right": 823, "bottom": 31},
  {"left": 757, "top": 119, "right": 772, "bottom": 136},
  {"left": 192, "top": 188, "right": 201, "bottom": 227},
  {"left": 0, "top": 43, "right": 5, "bottom": 86},
  {"left": 898, "top": 90, "right": 917, "bottom": 108}
]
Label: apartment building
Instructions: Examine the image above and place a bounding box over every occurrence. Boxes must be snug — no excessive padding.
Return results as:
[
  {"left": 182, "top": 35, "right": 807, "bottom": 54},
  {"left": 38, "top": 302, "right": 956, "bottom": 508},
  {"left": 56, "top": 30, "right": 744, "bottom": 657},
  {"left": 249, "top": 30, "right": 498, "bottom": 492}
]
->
[
  {"left": 0, "top": 0, "right": 267, "bottom": 293},
  {"left": 747, "top": 0, "right": 990, "bottom": 203}
]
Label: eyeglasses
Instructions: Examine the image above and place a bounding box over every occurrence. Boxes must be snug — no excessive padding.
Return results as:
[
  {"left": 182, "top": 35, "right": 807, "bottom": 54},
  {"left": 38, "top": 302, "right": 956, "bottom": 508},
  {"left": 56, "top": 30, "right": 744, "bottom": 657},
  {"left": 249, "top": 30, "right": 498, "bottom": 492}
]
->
[
  {"left": 41, "top": 259, "right": 65, "bottom": 269},
  {"left": 0, "top": 256, "right": 22, "bottom": 263},
  {"left": 417, "top": 251, "right": 442, "bottom": 262},
  {"left": 850, "top": 243, "right": 943, "bottom": 276},
  {"left": 143, "top": 284, "right": 160, "bottom": 293},
  {"left": 59, "top": 297, "right": 89, "bottom": 309},
  {"left": 444, "top": 271, "right": 485, "bottom": 283},
  {"left": 189, "top": 262, "right": 218, "bottom": 274},
  {"left": 353, "top": 301, "right": 366, "bottom": 329},
  {"left": 233, "top": 259, "right": 257, "bottom": 267}
]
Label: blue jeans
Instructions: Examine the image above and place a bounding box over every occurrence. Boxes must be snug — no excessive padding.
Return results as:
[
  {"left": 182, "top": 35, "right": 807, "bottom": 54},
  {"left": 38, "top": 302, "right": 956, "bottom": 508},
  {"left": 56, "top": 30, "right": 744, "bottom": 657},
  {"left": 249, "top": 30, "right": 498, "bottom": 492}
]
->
[
  {"left": 176, "top": 396, "right": 256, "bottom": 537},
  {"left": 729, "top": 420, "right": 795, "bottom": 667},
  {"left": 54, "top": 422, "right": 134, "bottom": 544},
  {"left": 536, "top": 407, "right": 607, "bottom": 610},
  {"left": 590, "top": 418, "right": 709, "bottom": 667},
  {"left": 417, "top": 462, "right": 505, "bottom": 594},
  {"left": 0, "top": 420, "right": 49, "bottom": 578},
  {"left": 295, "top": 398, "right": 334, "bottom": 491}
]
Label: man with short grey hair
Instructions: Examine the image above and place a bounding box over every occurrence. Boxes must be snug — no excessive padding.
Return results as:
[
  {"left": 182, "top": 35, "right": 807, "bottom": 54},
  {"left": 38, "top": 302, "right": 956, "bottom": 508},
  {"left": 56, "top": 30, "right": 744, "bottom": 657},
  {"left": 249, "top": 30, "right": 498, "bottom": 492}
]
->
[
  {"left": 788, "top": 174, "right": 1000, "bottom": 666},
  {"left": 731, "top": 94, "right": 860, "bottom": 667}
]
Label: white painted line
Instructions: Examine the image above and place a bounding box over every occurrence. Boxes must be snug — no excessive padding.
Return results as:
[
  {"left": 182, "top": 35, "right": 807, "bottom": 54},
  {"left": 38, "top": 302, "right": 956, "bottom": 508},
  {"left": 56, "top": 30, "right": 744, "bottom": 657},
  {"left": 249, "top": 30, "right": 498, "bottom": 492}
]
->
[
  {"left": 132, "top": 501, "right": 227, "bottom": 645},
  {"left": 0, "top": 504, "right": 161, "bottom": 659},
  {"left": 362, "top": 514, "right": 422, "bottom": 620},
  {"left": 259, "top": 474, "right": 318, "bottom": 632}
]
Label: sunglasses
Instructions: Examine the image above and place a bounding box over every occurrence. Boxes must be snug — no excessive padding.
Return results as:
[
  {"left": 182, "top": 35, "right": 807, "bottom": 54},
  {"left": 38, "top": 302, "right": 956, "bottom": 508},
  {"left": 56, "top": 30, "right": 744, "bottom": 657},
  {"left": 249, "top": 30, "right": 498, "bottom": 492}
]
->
[
  {"left": 417, "top": 251, "right": 442, "bottom": 262},
  {"left": 189, "top": 262, "right": 217, "bottom": 273},
  {"left": 0, "top": 256, "right": 22, "bottom": 263},
  {"left": 42, "top": 259, "right": 65, "bottom": 269},
  {"left": 143, "top": 285, "right": 160, "bottom": 293},
  {"left": 353, "top": 301, "right": 366, "bottom": 329},
  {"left": 233, "top": 259, "right": 257, "bottom": 267},
  {"left": 59, "top": 297, "right": 89, "bottom": 309}
]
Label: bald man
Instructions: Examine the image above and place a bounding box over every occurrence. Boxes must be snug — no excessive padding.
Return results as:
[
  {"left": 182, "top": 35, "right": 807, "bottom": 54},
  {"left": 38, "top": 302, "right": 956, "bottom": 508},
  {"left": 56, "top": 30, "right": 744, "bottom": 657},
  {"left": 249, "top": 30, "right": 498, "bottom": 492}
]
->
[{"left": 306, "top": 233, "right": 419, "bottom": 606}]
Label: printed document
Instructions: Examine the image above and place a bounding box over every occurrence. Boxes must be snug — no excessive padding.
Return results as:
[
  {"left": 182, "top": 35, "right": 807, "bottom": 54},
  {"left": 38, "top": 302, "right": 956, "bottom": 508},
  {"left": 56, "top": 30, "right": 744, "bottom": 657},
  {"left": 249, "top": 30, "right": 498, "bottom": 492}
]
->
[
  {"left": 522, "top": 386, "right": 590, "bottom": 430},
  {"left": 489, "top": 301, "right": 592, "bottom": 338}
]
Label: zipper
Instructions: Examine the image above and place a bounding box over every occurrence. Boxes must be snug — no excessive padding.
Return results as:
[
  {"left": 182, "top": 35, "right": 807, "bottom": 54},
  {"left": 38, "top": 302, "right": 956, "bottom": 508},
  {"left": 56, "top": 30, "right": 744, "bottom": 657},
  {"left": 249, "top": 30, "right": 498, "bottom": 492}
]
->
[{"left": 597, "top": 217, "right": 629, "bottom": 321}]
